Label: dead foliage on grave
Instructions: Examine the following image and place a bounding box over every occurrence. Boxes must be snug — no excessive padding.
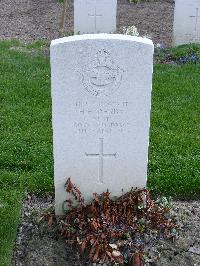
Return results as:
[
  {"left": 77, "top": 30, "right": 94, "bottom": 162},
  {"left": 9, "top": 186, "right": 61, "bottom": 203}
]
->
[{"left": 50, "top": 178, "right": 177, "bottom": 265}]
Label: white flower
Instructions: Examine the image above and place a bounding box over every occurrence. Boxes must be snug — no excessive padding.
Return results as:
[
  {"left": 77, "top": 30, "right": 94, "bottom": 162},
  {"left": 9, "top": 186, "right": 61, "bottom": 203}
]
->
[{"left": 122, "top": 25, "right": 139, "bottom": 36}]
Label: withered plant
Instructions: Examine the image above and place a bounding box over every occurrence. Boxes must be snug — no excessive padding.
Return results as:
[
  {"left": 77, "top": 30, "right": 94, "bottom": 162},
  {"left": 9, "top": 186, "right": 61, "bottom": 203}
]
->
[{"left": 47, "top": 178, "right": 177, "bottom": 265}]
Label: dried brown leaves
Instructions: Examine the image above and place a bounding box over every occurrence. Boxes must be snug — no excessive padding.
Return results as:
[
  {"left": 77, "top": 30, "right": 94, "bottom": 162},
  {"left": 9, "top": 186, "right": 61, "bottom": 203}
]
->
[{"left": 57, "top": 178, "right": 177, "bottom": 265}]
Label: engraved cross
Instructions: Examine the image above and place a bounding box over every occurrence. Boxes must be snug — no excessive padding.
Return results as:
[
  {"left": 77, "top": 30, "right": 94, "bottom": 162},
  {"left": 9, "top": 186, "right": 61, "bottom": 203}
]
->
[
  {"left": 85, "top": 138, "right": 117, "bottom": 184},
  {"left": 190, "top": 8, "right": 200, "bottom": 40},
  {"left": 88, "top": 2, "right": 103, "bottom": 32}
]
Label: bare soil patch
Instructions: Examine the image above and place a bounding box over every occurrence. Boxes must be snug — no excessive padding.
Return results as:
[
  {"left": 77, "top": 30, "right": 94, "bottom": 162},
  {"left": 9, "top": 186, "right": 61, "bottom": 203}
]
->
[
  {"left": 0, "top": 0, "right": 174, "bottom": 46},
  {"left": 12, "top": 194, "right": 200, "bottom": 266}
]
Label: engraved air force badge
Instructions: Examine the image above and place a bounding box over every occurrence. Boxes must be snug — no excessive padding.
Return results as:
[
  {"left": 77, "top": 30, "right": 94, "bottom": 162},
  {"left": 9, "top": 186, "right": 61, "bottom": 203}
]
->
[{"left": 82, "top": 50, "right": 123, "bottom": 97}]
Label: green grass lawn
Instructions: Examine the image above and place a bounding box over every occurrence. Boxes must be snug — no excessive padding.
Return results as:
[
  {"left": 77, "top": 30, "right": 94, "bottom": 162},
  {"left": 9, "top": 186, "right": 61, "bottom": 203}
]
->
[
  {"left": 0, "top": 41, "right": 53, "bottom": 266},
  {"left": 149, "top": 63, "right": 200, "bottom": 198},
  {"left": 0, "top": 40, "right": 199, "bottom": 265}
]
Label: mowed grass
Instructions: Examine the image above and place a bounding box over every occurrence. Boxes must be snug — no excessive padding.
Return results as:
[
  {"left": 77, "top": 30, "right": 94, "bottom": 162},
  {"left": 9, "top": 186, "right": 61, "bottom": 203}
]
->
[
  {"left": 149, "top": 63, "right": 200, "bottom": 198},
  {"left": 0, "top": 190, "right": 22, "bottom": 266},
  {"left": 0, "top": 40, "right": 199, "bottom": 265},
  {"left": 0, "top": 41, "right": 53, "bottom": 266}
]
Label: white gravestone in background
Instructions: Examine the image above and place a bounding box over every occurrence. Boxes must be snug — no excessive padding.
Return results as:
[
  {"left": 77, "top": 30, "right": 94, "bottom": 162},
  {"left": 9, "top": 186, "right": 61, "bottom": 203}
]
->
[
  {"left": 74, "top": 0, "right": 117, "bottom": 34},
  {"left": 173, "top": 0, "right": 200, "bottom": 45},
  {"left": 51, "top": 34, "right": 154, "bottom": 215}
]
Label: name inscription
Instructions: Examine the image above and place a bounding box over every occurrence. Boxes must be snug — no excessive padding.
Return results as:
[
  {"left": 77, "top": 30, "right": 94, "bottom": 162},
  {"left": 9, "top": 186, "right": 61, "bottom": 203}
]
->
[{"left": 73, "top": 100, "right": 130, "bottom": 135}]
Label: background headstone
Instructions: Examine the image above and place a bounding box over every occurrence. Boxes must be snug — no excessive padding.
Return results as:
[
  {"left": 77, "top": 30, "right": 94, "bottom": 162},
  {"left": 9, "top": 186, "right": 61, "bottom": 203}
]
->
[
  {"left": 173, "top": 0, "right": 200, "bottom": 45},
  {"left": 74, "top": 0, "right": 117, "bottom": 34},
  {"left": 51, "top": 34, "right": 154, "bottom": 215}
]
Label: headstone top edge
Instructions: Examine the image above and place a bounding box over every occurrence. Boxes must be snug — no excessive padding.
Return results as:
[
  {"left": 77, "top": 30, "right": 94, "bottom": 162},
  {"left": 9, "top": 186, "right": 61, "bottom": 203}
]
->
[
  {"left": 176, "top": 0, "right": 200, "bottom": 3},
  {"left": 51, "top": 34, "right": 154, "bottom": 47}
]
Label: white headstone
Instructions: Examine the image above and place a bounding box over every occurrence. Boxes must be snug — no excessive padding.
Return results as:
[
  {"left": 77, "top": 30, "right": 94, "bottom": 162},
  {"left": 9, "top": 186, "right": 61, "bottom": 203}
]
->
[
  {"left": 173, "top": 0, "right": 200, "bottom": 46},
  {"left": 51, "top": 34, "right": 154, "bottom": 215},
  {"left": 74, "top": 0, "right": 117, "bottom": 34}
]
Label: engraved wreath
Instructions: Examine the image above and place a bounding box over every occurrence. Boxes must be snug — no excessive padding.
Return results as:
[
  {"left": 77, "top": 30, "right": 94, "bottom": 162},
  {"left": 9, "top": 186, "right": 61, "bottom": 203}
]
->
[{"left": 82, "top": 50, "right": 123, "bottom": 97}]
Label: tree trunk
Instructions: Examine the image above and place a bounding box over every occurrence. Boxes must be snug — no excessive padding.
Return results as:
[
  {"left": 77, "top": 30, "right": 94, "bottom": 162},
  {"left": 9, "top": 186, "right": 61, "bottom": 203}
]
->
[{"left": 59, "top": 0, "right": 70, "bottom": 37}]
